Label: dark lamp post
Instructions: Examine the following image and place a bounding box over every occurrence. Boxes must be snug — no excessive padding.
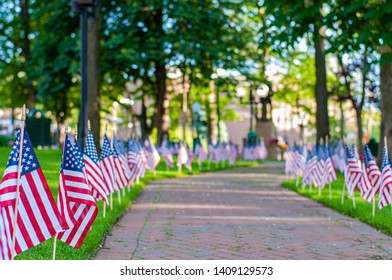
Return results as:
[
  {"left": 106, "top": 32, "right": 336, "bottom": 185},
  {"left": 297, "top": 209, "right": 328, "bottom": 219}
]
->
[{"left": 71, "top": 0, "right": 97, "bottom": 151}]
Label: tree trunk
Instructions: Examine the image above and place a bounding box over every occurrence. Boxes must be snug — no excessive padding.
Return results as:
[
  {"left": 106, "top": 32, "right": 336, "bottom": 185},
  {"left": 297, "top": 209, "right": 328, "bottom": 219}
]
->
[
  {"left": 355, "top": 108, "right": 364, "bottom": 154},
  {"left": 153, "top": 61, "right": 169, "bottom": 145},
  {"left": 87, "top": 5, "right": 101, "bottom": 150},
  {"left": 314, "top": 24, "right": 329, "bottom": 144},
  {"left": 20, "top": 0, "right": 35, "bottom": 109},
  {"left": 380, "top": 58, "right": 392, "bottom": 159}
]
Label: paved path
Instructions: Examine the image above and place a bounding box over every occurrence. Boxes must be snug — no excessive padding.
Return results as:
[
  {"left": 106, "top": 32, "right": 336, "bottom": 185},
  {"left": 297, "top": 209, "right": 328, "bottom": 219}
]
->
[{"left": 94, "top": 163, "right": 392, "bottom": 260}]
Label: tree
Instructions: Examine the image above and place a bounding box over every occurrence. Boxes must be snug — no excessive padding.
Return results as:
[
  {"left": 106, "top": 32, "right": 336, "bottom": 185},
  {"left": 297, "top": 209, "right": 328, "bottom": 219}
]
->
[
  {"left": 264, "top": 0, "right": 331, "bottom": 143},
  {"left": 326, "top": 0, "right": 392, "bottom": 159}
]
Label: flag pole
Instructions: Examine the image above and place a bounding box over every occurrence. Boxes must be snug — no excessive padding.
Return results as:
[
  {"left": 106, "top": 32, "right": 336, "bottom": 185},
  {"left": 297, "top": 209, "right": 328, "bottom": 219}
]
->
[
  {"left": 111, "top": 128, "right": 121, "bottom": 204},
  {"left": 372, "top": 192, "right": 376, "bottom": 217},
  {"left": 341, "top": 182, "right": 345, "bottom": 204},
  {"left": 53, "top": 123, "right": 69, "bottom": 260},
  {"left": 105, "top": 124, "right": 113, "bottom": 210},
  {"left": 326, "top": 135, "right": 332, "bottom": 200},
  {"left": 11, "top": 105, "right": 26, "bottom": 260}
]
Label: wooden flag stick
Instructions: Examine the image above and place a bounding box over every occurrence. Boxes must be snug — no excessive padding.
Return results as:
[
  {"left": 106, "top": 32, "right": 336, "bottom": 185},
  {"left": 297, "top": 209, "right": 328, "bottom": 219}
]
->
[
  {"left": 52, "top": 235, "right": 58, "bottom": 260},
  {"left": 372, "top": 193, "right": 376, "bottom": 217},
  {"left": 103, "top": 200, "right": 106, "bottom": 218},
  {"left": 296, "top": 176, "right": 300, "bottom": 188},
  {"left": 178, "top": 163, "right": 182, "bottom": 174},
  {"left": 341, "top": 182, "right": 345, "bottom": 204},
  {"left": 352, "top": 194, "right": 356, "bottom": 208},
  {"left": 11, "top": 105, "right": 26, "bottom": 260}
]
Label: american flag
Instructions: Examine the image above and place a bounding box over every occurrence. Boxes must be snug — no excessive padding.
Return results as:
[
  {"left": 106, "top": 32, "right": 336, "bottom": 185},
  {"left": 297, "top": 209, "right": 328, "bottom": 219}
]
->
[
  {"left": 362, "top": 145, "right": 381, "bottom": 202},
  {"left": 84, "top": 131, "right": 110, "bottom": 203},
  {"left": 285, "top": 145, "right": 296, "bottom": 175},
  {"left": 145, "top": 139, "right": 161, "bottom": 171},
  {"left": 177, "top": 143, "right": 188, "bottom": 167},
  {"left": 136, "top": 140, "right": 147, "bottom": 178},
  {"left": 160, "top": 144, "right": 174, "bottom": 168},
  {"left": 185, "top": 147, "right": 196, "bottom": 170},
  {"left": 209, "top": 143, "right": 219, "bottom": 163},
  {"left": 228, "top": 143, "right": 238, "bottom": 165},
  {"left": 194, "top": 142, "right": 208, "bottom": 165},
  {"left": 113, "top": 136, "right": 131, "bottom": 190},
  {"left": 0, "top": 203, "right": 10, "bottom": 260},
  {"left": 313, "top": 147, "right": 325, "bottom": 188},
  {"left": 378, "top": 147, "right": 392, "bottom": 210},
  {"left": 302, "top": 151, "right": 317, "bottom": 189},
  {"left": 344, "top": 145, "right": 363, "bottom": 197},
  {"left": 57, "top": 134, "right": 98, "bottom": 248},
  {"left": 100, "top": 135, "right": 116, "bottom": 194},
  {"left": 0, "top": 129, "right": 65, "bottom": 259},
  {"left": 321, "top": 147, "right": 337, "bottom": 187},
  {"left": 126, "top": 139, "right": 142, "bottom": 183}
]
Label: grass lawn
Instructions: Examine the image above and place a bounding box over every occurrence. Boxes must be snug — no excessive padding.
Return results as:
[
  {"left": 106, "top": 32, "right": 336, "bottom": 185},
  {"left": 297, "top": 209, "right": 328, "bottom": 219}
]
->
[
  {"left": 0, "top": 146, "right": 260, "bottom": 260},
  {"left": 283, "top": 174, "right": 392, "bottom": 237}
]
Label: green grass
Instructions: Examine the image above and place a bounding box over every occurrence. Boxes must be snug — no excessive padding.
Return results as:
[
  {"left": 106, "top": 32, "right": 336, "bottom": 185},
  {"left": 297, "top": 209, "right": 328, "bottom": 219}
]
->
[
  {"left": 0, "top": 147, "right": 259, "bottom": 260},
  {"left": 282, "top": 174, "right": 392, "bottom": 237}
]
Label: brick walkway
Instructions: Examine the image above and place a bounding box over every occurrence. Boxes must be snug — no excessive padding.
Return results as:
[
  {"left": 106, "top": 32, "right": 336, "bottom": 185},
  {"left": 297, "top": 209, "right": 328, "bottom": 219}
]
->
[{"left": 94, "top": 162, "right": 392, "bottom": 260}]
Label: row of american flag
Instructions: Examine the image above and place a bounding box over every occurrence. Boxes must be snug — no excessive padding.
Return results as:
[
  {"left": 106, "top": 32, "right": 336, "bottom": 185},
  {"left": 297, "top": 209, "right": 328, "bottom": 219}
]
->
[
  {"left": 0, "top": 125, "right": 268, "bottom": 260},
  {"left": 285, "top": 141, "right": 392, "bottom": 212}
]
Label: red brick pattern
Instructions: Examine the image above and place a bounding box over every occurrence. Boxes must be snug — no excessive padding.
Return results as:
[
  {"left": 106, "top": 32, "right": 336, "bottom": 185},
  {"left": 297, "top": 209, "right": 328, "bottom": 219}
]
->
[{"left": 94, "top": 163, "right": 392, "bottom": 260}]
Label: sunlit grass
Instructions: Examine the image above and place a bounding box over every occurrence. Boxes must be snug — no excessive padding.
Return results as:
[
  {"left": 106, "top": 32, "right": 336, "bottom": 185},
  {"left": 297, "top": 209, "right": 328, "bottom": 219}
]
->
[
  {"left": 282, "top": 174, "right": 392, "bottom": 237},
  {"left": 0, "top": 147, "right": 259, "bottom": 260}
]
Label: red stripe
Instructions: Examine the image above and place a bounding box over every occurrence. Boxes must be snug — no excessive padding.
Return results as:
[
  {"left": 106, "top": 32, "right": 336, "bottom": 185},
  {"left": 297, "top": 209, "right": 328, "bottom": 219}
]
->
[
  {"left": 35, "top": 170, "right": 64, "bottom": 231},
  {"left": 19, "top": 174, "right": 46, "bottom": 243}
]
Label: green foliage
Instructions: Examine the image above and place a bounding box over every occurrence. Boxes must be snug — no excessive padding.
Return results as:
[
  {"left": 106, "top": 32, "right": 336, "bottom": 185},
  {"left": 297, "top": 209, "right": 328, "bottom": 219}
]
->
[{"left": 0, "top": 135, "right": 12, "bottom": 147}]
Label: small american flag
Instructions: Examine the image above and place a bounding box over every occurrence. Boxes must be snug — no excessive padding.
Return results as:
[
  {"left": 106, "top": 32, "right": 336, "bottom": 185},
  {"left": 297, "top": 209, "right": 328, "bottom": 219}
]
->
[
  {"left": 321, "top": 147, "right": 337, "bottom": 187},
  {"left": 362, "top": 145, "right": 381, "bottom": 202},
  {"left": 57, "top": 134, "right": 98, "bottom": 248},
  {"left": 194, "top": 143, "right": 208, "bottom": 165},
  {"left": 84, "top": 130, "right": 109, "bottom": 204},
  {"left": 177, "top": 143, "right": 188, "bottom": 167},
  {"left": 344, "top": 145, "right": 363, "bottom": 197},
  {"left": 145, "top": 139, "right": 161, "bottom": 171},
  {"left": 113, "top": 136, "right": 131, "bottom": 190},
  {"left": 126, "top": 139, "right": 141, "bottom": 183},
  {"left": 185, "top": 147, "right": 195, "bottom": 170},
  {"left": 313, "top": 147, "right": 325, "bottom": 188},
  {"left": 302, "top": 151, "right": 317, "bottom": 189},
  {"left": 0, "top": 128, "right": 65, "bottom": 259},
  {"left": 100, "top": 135, "right": 116, "bottom": 194},
  {"left": 0, "top": 203, "right": 10, "bottom": 260},
  {"left": 378, "top": 147, "right": 392, "bottom": 210},
  {"left": 160, "top": 145, "right": 174, "bottom": 168}
]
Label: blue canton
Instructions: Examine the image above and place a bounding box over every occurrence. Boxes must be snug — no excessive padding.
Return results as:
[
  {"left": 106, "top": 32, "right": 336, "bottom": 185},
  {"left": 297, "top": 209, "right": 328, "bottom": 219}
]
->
[
  {"left": 72, "top": 138, "right": 85, "bottom": 169},
  {"left": 7, "top": 128, "right": 40, "bottom": 175},
  {"left": 84, "top": 131, "right": 99, "bottom": 164},
  {"left": 100, "top": 135, "right": 113, "bottom": 160},
  {"left": 62, "top": 134, "right": 83, "bottom": 172}
]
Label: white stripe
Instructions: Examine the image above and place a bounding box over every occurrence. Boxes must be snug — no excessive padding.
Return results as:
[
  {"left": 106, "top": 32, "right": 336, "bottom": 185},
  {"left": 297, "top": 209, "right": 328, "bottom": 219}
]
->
[
  {"left": 20, "top": 175, "right": 52, "bottom": 240},
  {"left": 17, "top": 200, "right": 40, "bottom": 245},
  {"left": 67, "top": 191, "right": 96, "bottom": 202},
  {"left": 64, "top": 180, "right": 91, "bottom": 191},
  {"left": 69, "top": 206, "right": 96, "bottom": 247},
  {"left": 30, "top": 171, "right": 63, "bottom": 233}
]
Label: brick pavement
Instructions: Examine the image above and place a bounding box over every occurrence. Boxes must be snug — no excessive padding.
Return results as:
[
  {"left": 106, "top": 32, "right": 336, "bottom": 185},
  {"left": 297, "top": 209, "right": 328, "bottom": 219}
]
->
[{"left": 93, "top": 162, "right": 392, "bottom": 260}]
